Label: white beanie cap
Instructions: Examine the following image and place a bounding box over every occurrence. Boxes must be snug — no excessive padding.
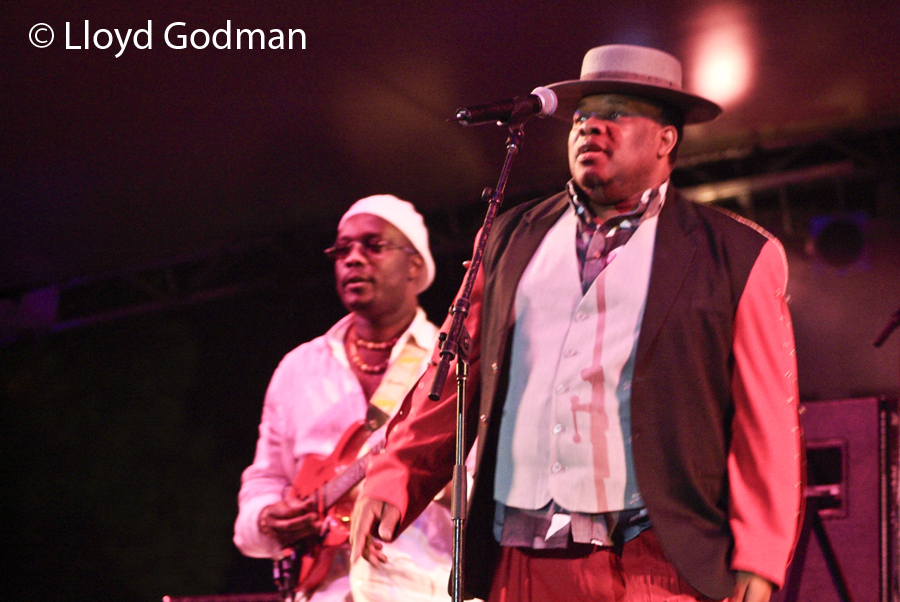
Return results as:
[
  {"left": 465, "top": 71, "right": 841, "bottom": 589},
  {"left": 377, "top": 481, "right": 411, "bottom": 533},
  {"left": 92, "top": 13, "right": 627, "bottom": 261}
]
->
[{"left": 338, "top": 194, "right": 435, "bottom": 293}]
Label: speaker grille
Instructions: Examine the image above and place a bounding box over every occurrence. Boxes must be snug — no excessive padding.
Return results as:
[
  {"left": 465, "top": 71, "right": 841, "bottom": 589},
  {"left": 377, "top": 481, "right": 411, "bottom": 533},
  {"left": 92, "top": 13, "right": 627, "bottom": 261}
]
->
[{"left": 772, "top": 396, "right": 898, "bottom": 602}]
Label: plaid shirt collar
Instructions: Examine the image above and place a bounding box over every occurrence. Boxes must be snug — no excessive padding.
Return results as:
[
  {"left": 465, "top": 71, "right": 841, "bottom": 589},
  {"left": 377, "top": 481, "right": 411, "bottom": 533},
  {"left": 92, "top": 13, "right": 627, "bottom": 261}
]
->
[
  {"left": 565, "top": 179, "right": 667, "bottom": 233},
  {"left": 565, "top": 179, "right": 668, "bottom": 293}
]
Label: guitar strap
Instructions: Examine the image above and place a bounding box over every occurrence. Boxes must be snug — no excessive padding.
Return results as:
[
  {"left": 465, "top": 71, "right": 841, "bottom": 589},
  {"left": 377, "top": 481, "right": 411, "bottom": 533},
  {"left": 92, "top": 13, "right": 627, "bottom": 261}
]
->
[{"left": 363, "top": 340, "right": 428, "bottom": 433}]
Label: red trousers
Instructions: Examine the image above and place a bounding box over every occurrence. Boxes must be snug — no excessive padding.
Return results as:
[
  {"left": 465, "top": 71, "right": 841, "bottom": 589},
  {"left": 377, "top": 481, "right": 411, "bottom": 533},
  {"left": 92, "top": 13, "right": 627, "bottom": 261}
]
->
[{"left": 487, "top": 528, "right": 719, "bottom": 602}]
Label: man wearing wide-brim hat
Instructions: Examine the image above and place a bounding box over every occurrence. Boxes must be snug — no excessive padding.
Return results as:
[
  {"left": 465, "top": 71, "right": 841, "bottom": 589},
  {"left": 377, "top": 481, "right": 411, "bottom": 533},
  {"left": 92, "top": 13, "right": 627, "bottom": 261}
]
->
[{"left": 352, "top": 44, "right": 803, "bottom": 602}]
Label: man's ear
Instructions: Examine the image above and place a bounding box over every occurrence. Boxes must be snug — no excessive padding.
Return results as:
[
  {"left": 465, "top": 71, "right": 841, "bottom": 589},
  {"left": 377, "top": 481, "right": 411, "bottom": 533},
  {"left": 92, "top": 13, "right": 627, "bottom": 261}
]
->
[
  {"left": 408, "top": 253, "right": 425, "bottom": 283},
  {"left": 658, "top": 125, "right": 678, "bottom": 159}
]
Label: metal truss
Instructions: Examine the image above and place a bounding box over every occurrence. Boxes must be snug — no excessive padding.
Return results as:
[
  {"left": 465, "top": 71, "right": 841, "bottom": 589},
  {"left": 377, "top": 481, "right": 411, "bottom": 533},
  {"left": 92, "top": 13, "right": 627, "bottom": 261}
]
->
[{"left": 2, "top": 120, "right": 898, "bottom": 346}]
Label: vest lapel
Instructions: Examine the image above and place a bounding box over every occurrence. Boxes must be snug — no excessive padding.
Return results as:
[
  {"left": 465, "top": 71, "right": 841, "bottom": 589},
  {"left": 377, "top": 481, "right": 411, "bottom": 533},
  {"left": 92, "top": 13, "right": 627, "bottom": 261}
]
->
[
  {"left": 489, "top": 193, "right": 570, "bottom": 331},
  {"left": 480, "top": 193, "right": 570, "bottom": 417}
]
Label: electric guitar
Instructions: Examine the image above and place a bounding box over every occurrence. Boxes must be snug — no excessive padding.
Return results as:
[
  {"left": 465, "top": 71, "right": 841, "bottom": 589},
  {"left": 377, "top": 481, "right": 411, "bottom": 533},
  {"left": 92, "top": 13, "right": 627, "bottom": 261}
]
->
[{"left": 273, "top": 420, "right": 385, "bottom": 602}]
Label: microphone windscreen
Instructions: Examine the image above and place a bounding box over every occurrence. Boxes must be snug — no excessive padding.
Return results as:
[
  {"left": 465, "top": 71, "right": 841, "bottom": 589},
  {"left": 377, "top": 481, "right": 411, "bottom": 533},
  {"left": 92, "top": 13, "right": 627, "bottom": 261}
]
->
[{"left": 530, "top": 86, "right": 558, "bottom": 118}]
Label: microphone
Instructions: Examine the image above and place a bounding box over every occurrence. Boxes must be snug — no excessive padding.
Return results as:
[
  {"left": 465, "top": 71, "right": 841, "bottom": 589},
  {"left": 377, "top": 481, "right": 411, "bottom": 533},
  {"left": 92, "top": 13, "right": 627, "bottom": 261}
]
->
[{"left": 453, "top": 86, "right": 558, "bottom": 126}]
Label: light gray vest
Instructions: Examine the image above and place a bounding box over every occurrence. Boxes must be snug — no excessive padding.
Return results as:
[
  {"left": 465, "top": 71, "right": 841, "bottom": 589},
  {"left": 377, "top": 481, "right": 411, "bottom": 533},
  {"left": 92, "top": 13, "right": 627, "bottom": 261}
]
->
[{"left": 494, "top": 207, "right": 658, "bottom": 513}]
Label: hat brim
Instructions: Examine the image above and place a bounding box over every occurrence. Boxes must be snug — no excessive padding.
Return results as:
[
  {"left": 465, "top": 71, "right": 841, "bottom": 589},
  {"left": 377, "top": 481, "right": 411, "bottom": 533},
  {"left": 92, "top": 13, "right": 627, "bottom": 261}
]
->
[{"left": 546, "top": 78, "right": 722, "bottom": 125}]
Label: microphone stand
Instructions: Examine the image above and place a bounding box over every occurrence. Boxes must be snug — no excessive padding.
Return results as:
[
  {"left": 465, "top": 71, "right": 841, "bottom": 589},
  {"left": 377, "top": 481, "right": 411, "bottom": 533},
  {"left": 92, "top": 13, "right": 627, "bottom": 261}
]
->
[{"left": 428, "top": 122, "right": 528, "bottom": 602}]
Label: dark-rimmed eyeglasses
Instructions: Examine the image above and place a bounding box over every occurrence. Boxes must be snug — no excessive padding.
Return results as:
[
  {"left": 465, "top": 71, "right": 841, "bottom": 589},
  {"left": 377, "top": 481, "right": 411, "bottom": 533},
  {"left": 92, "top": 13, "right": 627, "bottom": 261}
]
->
[{"left": 324, "top": 239, "right": 417, "bottom": 261}]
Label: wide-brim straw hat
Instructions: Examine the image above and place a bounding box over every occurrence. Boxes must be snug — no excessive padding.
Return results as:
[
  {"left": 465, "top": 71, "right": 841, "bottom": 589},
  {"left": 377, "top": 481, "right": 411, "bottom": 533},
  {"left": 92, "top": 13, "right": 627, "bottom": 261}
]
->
[{"left": 546, "top": 44, "right": 722, "bottom": 124}]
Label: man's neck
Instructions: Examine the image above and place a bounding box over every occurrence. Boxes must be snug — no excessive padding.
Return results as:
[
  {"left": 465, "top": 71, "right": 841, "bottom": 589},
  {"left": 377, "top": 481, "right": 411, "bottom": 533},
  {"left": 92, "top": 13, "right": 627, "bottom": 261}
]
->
[
  {"left": 590, "top": 195, "right": 643, "bottom": 224},
  {"left": 570, "top": 179, "right": 668, "bottom": 225},
  {"left": 351, "top": 305, "right": 417, "bottom": 343},
  {"left": 576, "top": 170, "right": 671, "bottom": 224}
]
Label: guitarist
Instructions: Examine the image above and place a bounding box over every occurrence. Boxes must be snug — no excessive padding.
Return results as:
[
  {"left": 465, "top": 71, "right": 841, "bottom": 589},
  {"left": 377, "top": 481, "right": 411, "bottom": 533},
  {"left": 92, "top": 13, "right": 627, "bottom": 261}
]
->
[{"left": 235, "top": 195, "right": 452, "bottom": 602}]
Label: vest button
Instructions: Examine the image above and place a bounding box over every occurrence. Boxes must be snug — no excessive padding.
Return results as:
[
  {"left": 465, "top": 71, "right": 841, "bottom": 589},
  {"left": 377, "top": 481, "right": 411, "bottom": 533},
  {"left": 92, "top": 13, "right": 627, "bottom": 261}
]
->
[
  {"left": 555, "top": 384, "right": 568, "bottom": 395},
  {"left": 552, "top": 423, "right": 564, "bottom": 435},
  {"left": 551, "top": 462, "right": 563, "bottom": 474}
]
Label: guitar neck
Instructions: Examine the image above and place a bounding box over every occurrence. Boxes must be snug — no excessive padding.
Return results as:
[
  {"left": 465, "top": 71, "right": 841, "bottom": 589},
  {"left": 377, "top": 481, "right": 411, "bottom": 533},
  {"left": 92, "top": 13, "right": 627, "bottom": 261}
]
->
[{"left": 318, "top": 439, "right": 385, "bottom": 510}]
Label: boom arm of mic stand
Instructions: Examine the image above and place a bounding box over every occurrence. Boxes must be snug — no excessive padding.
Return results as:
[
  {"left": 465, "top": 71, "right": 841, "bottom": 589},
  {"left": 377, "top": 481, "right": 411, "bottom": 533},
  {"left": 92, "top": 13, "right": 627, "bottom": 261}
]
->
[
  {"left": 426, "top": 124, "right": 527, "bottom": 602},
  {"left": 428, "top": 124, "right": 526, "bottom": 400}
]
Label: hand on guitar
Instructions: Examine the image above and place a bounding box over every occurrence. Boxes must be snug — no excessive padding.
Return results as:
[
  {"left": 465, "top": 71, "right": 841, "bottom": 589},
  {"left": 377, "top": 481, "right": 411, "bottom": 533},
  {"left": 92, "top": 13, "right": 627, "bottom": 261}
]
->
[
  {"left": 349, "top": 496, "right": 401, "bottom": 567},
  {"left": 258, "top": 497, "right": 324, "bottom": 548}
]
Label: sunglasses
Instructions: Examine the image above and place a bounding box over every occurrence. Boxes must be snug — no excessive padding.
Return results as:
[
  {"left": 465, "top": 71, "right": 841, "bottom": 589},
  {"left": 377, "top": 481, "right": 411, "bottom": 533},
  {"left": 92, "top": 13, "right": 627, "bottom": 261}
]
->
[{"left": 324, "top": 238, "right": 417, "bottom": 261}]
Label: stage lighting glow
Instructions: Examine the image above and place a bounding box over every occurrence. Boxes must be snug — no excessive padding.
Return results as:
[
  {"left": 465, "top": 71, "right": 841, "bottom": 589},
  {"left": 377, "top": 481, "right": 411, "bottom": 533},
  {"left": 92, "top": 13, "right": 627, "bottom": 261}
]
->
[{"left": 689, "top": 3, "right": 755, "bottom": 108}]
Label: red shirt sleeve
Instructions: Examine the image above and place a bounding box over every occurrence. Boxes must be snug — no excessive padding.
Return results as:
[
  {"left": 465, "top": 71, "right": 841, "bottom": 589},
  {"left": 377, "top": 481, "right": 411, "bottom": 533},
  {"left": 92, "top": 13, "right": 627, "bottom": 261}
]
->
[
  {"left": 728, "top": 237, "right": 804, "bottom": 588},
  {"left": 361, "top": 259, "right": 484, "bottom": 532}
]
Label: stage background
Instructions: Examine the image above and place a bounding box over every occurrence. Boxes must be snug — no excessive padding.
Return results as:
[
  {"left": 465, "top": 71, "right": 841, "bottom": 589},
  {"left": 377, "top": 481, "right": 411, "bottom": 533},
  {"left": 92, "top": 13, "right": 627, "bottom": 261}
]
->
[{"left": 2, "top": 1, "right": 899, "bottom": 600}]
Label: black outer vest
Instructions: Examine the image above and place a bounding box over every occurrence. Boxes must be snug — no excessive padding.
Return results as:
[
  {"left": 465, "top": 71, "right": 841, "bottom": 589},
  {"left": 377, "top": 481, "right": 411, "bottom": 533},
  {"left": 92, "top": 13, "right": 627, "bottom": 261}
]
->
[{"left": 463, "top": 188, "right": 767, "bottom": 600}]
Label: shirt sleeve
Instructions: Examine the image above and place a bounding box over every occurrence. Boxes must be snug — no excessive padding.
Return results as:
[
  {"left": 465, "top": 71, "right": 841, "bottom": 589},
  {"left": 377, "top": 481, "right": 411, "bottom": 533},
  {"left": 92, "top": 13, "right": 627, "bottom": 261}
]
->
[
  {"left": 728, "top": 237, "right": 804, "bottom": 587},
  {"left": 233, "top": 366, "right": 295, "bottom": 559},
  {"left": 361, "top": 262, "right": 484, "bottom": 533}
]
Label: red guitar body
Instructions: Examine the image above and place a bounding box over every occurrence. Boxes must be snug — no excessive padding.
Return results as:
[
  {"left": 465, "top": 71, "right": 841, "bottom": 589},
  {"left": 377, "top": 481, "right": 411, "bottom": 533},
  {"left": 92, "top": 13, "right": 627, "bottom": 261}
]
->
[{"left": 281, "top": 420, "right": 374, "bottom": 598}]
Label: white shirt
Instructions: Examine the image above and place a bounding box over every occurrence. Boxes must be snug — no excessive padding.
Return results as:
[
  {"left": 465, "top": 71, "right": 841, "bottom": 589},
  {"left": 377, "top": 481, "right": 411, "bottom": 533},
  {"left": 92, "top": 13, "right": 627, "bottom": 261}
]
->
[{"left": 234, "top": 309, "right": 454, "bottom": 602}]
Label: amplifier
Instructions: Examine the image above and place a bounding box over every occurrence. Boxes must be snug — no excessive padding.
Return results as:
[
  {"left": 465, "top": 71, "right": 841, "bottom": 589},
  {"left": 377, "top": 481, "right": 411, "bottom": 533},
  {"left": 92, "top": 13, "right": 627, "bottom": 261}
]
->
[{"left": 772, "top": 396, "right": 898, "bottom": 602}]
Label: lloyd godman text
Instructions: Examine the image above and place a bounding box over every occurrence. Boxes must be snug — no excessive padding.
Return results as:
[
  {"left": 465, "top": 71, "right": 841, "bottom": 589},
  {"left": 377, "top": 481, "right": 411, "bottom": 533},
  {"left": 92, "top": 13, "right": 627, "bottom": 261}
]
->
[{"left": 65, "top": 20, "right": 306, "bottom": 57}]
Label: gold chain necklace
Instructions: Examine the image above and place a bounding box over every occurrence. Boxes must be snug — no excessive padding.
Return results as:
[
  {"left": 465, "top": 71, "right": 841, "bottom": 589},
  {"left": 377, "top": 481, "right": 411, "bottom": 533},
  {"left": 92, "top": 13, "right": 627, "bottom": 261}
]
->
[
  {"left": 354, "top": 334, "right": 399, "bottom": 350},
  {"left": 347, "top": 328, "right": 399, "bottom": 374}
]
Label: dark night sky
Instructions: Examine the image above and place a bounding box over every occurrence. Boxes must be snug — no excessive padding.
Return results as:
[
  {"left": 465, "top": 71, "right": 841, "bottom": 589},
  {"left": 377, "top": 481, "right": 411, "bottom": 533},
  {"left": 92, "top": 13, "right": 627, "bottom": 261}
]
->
[{"left": 2, "top": 1, "right": 900, "bottom": 601}]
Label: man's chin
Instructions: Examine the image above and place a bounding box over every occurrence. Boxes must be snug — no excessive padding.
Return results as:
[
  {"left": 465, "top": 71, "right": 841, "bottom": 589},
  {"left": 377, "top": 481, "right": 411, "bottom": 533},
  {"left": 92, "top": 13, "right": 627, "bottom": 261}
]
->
[
  {"left": 572, "top": 174, "right": 609, "bottom": 199},
  {"left": 341, "top": 295, "right": 373, "bottom": 314}
]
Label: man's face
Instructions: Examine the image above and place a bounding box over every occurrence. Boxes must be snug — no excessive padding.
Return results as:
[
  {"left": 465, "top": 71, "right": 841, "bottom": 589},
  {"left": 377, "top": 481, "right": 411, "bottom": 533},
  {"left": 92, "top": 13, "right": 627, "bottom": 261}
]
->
[
  {"left": 330, "top": 214, "right": 422, "bottom": 318},
  {"left": 567, "top": 94, "right": 675, "bottom": 204}
]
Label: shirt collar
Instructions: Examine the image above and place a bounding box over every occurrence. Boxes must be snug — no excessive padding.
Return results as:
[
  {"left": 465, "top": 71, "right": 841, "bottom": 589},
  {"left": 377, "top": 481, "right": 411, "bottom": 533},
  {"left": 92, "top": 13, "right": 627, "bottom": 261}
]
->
[
  {"left": 566, "top": 179, "right": 668, "bottom": 229},
  {"left": 326, "top": 307, "right": 433, "bottom": 365}
]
